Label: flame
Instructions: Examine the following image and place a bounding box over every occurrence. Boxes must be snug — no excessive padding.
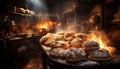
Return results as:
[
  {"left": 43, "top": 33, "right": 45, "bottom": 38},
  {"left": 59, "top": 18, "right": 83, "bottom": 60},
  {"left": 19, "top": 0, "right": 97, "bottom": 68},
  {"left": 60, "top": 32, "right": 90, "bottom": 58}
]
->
[
  {"left": 9, "top": 20, "right": 61, "bottom": 35},
  {"left": 35, "top": 21, "right": 61, "bottom": 32},
  {"left": 16, "top": 22, "right": 33, "bottom": 34},
  {"left": 88, "top": 31, "right": 116, "bottom": 55}
]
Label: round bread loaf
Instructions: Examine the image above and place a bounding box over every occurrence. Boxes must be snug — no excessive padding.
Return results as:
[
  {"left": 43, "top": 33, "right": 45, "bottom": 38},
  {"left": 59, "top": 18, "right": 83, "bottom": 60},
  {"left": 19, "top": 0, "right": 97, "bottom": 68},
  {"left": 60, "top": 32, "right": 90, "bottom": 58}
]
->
[
  {"left": 65, "top": 48, "right": 86, "bottom": 62},
  {"left": 88, "top": 49, "right": 111, "bottom": 61},
  {"left": 82, "top": 40, "right": 100, "bottom": 54},
  {"left": 49, "top": 48, "right": 66, "bottom": 59},
  {"left": 70, "top": 38, "right": 84, "bottom": 48}
]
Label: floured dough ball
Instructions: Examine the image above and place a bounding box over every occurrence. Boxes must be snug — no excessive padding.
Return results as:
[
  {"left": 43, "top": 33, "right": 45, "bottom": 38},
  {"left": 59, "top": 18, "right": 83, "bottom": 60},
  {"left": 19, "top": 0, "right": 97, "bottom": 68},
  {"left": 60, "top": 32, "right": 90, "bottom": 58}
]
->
[
  {"left": 82, "top": 40, "right": 100, "bottom": 54},
  {"left": 51, "top": 41, "right": 70, "bottom": 49},
  {"left": 70, "top": 38, "right": 84, "bottom": 48},
  {"left": 75, "top": 33, "right": 88, "bottom": 40},
  {"left": 65, "top": 48, "right": 86, "bottom": 62},
  {"left": 88, "top": 49, "right": 111, "bottom": 61},
  {"left": 49, "top": 48, "right": 66, "bottom": 59}
]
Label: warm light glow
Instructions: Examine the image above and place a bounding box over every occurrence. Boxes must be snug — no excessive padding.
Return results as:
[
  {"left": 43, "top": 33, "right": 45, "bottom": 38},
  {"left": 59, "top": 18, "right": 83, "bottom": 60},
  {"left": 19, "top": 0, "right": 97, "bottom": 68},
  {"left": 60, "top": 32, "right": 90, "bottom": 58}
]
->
[
  {"left": 10, "top": 20, "right": 61, "bottom": 35},
  {"left": 38, "top": 24, "right": 48, "bottom": 30},
  {"left": 35, "top": 21, "right": 61, "bottom": 32}
]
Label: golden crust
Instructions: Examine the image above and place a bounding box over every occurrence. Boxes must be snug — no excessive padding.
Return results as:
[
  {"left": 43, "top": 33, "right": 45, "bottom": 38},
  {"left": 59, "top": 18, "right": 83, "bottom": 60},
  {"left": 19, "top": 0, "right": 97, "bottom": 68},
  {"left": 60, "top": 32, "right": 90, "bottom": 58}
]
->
[{"left": 70, "top": 38, "right": 84, "bottom": 48}]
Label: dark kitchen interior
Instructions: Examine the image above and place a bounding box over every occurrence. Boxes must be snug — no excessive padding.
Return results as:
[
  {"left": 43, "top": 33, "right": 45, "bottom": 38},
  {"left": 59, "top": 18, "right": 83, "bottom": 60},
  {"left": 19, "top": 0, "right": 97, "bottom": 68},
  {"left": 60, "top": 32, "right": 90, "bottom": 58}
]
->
[{"left": 0, "top": 0, "right": 120, "bottom": 69}]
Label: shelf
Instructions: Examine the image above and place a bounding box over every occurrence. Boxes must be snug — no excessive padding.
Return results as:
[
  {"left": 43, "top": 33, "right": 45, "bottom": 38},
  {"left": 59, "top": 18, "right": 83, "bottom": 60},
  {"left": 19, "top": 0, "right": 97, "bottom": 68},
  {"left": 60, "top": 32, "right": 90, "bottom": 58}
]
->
[{"left": 10, "top": 12, "right": 35, "bottom": 17}]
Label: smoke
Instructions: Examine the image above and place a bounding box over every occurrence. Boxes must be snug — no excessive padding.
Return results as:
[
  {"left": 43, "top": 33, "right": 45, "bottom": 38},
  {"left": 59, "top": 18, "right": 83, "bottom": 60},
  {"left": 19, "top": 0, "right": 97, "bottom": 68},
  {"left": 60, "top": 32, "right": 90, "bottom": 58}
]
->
[
  {"left": 55, "top": 21, "right": 78, "bottom": 33},
  {"left": 24, "top": 0, "right": 102, "bottom": 34},
  {"left": 26, "top": 0, "right": 48, "bottom": 13}
]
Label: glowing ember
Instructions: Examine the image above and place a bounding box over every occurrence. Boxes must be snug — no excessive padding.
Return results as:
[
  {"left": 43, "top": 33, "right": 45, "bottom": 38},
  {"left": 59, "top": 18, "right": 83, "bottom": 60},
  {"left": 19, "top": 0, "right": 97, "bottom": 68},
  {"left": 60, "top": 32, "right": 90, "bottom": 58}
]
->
[{"left": 88, "top": 31, "right": 116, "bottom": 55}]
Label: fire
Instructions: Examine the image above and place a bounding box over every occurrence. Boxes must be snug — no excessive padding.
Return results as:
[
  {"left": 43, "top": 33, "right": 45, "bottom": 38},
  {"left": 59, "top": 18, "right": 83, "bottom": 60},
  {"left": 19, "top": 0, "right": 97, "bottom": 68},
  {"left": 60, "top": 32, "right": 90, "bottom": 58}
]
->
[
  {"left": 35, "top": 21, "right": 61, "bottom": 32},
  {"left": 8, "top": 20, "right": 61, "bottom": 35},
  {"left": 88, "top": 31, "right": 116, "bottom": 55},
  {"left": 16, "top": 22, "right": 33, "bottom": 34}
]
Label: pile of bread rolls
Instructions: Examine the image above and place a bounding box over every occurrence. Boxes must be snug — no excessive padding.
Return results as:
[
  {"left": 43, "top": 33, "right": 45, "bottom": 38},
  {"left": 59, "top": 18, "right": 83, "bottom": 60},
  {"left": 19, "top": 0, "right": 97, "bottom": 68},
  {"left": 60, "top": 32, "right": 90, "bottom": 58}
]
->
[{"left": 40, "top": 31, "right": 111, "bottom": 62}]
